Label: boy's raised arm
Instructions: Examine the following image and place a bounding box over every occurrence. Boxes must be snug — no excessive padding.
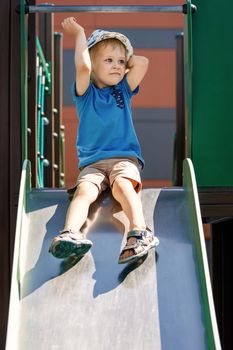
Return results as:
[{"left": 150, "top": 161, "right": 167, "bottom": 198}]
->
[
  {"left": 126, "top": 55, "right": 149, "bottom": 92},
  {"left": 62, "top": 17, "right": 91, "bottom": 96}
]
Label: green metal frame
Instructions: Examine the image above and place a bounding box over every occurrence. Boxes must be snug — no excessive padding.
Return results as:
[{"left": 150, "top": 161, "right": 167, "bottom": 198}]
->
[
  {"left": 184, "top": 0, "right": 233, "bottom": 186},
  {"left": 36, "top": 37, "right": 51, "bottom": 92},
  {"left": 183, "top": 0, "right": 193, "bottom": 158},
  {"left": 60, "top": 125, "right": 65, "bottom": 187},
  {"left": 21, "top": 0, "right": 65, "bottom": 187},
  {"left": 183, "top": 159, "right": 221, "bottom": 349},
  {"left": 36, "top": 37, "right": 52, "bottom": 187}
]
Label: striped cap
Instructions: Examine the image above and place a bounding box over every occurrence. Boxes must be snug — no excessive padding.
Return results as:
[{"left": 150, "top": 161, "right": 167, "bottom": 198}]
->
[{"left": 87, "top": 29, "right": 133, "bottom": 60}]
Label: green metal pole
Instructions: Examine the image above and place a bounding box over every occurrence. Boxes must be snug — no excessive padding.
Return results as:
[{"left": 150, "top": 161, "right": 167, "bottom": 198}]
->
[
  {"left": 36, "top": 37, "right": 51, "bottom": 91},
  {"left": 60, "top": 125, "right": 65, "bottom": 187},
  {"left": 184, "top": 0, "right": 193, "bottom": 158},
  {"left": 37, "top": 63, "right": 42, "bottom": 187}
]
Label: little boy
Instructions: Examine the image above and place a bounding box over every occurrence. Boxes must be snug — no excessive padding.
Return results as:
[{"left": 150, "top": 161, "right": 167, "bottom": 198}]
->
[{"left": 49, "top": 17, "right": 159, "bottom": 264}]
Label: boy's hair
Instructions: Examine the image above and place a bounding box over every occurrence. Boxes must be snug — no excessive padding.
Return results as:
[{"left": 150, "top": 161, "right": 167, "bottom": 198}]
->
[{"left": 89, "top": 38, "right": 127, "bottom": 60}]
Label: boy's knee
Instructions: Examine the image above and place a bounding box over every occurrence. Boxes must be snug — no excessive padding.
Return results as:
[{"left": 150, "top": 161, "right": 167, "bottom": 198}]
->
[
  {"left": 74, "top": 181, "right": 99, "bottom": 202},
  {"left": 112, "top": 177, "right": 133, "bottom": 194},
  {"left": 112, "top": 177, "right": 141, "bottom": 196}
]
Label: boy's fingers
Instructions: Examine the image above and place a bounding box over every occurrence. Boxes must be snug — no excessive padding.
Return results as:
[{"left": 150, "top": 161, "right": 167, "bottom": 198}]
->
[
  {"left": 63, "top": 18, "right": 70, "bottom": 27},
  {"left": 67, "top": 17, "right": 76, "bottom": 23},
  {"left": 61, "top": 17, "right": 78, "bottom": 30}
]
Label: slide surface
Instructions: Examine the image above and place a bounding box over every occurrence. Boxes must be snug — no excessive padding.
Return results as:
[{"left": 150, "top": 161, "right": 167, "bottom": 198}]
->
[
  {"left": 17, "top": 188, "right": 161, "bottom": 350},
  {"left": 6, "top": 161, "right": 221, "bottom": 349}
]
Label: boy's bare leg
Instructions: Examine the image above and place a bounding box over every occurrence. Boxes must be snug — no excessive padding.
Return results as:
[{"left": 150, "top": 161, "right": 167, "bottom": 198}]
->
[
  {"left": 112, "top": 177, "right": 146, "bottom": 231},
  {"left": 49, "top": 181, "right": 99, "bottom": 259},
  {"left": 112, "top": 177, "right": 149, "bottom": 261},
  {"left": 64, "top": 181, "right": 99, "bottom": 233}
]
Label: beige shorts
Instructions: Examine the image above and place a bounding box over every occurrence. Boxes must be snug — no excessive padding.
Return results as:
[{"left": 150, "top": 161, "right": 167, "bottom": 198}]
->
[{"left": 68, "top": 157, "right": 142, "bottom": 197}]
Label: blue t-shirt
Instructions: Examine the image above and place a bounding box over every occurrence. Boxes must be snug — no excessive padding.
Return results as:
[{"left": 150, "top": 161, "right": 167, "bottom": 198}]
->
[{"left": 71, "top": 76, "right": 144, "bottom": 168}]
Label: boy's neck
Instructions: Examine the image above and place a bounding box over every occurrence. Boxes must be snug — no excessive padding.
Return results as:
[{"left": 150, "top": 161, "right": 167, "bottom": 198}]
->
[{"left": 92, "top": 80, "right": 112, "bottom": 89}]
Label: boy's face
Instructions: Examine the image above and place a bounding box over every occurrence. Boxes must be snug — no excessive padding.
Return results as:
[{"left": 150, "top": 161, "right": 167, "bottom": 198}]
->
[{"left": 91, "top": 42, "right": 127, "bottom": 88}]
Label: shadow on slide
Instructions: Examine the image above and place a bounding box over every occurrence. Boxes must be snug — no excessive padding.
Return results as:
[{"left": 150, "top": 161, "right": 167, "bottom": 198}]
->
[{"left": 20, "top": 189, "right": 149, "bottom": 299}]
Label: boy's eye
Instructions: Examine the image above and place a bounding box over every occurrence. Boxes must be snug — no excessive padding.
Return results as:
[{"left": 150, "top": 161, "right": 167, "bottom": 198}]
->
[
  {"left": 105, "top": 58, "right": 112, "bottom": 62},
  {"left": 119, "top": 60, "right": 126, "bottom": 65}
]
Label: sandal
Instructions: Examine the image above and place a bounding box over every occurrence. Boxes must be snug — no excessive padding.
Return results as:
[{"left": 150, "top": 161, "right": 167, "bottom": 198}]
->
[
  {"left": 49, "top": 229, "right": 93, "bottom": 259},
  {"left": 118, "top": 229, "right": 159, "bottom": 264}
]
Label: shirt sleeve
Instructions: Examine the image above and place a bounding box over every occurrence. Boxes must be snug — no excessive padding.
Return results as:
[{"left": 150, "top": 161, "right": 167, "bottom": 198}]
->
[
  {"left": 71, "top": 81, "right": 92, "bottom": 102},
  {"left": 71, "top": 81, "right": 78, "bottom": 103},
  {"left": 71, "top": 81, "right": 94, "bottom": 119}
]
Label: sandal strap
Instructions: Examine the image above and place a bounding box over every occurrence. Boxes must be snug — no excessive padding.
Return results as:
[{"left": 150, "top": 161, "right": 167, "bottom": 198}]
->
[
  {"left": 121, "top": 242, "right": 139, "bottom": 252},
  {"left": 59, "top": 229, "right": 84, "bottom": 239},
  {"left": 127, "top": 230, "right": 146, "bottom": 239},
  {"left": 122, "top": 229, "right": 154, "bottom": 252},
  {"left": 122, "top": 236, "right": 151, "bottom": 252}
]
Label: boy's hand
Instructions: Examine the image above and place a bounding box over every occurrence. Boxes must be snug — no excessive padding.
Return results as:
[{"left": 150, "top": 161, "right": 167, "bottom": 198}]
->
[
  {"left": 126, "top": 54, "right": 149, "bottom": 91},
  {"left": 61, "top": 17, "right": 84, "bottom": 36},
  {"left": 126, "top": 55, "right": 136, "bottom": 69}
]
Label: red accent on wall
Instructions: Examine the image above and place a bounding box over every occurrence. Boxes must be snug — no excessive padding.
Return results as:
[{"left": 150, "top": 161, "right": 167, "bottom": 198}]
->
[{"left": 133, "top": 49, "right": 176, "bottom": 108}]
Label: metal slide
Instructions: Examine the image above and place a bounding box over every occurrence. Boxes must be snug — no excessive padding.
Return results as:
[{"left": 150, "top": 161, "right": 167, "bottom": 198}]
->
[{"left": 6, "top": 160, "right": 221, "bottom": 350}]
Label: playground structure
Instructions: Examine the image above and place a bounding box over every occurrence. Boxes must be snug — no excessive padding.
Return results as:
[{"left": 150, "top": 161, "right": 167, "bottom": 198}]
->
[{"left": 1, "top": 0, "right": 233, "bottom": 349}]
